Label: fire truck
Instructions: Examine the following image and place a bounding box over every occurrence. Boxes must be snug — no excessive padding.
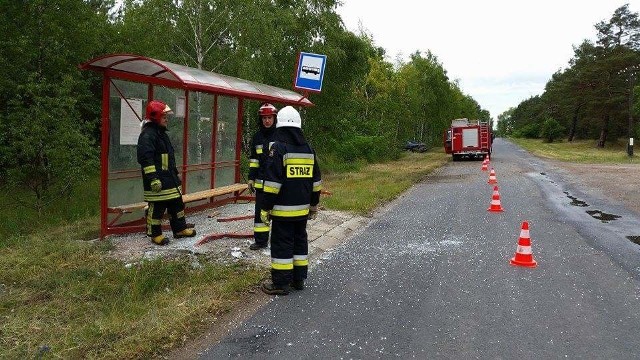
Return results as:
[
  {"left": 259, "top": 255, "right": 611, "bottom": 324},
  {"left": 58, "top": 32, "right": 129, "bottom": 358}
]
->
[{"left": 443, "top": 118, "right": 492, "bottom": 161}]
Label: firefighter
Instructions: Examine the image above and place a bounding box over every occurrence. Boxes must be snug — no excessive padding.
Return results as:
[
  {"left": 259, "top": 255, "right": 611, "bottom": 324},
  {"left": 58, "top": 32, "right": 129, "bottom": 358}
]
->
[
  {"left": 247, "top": 103, "right": 278, "bottom": 250},
  {"left": 260, "top": 106, "right": 322, "bottom": 295},
  {"left": 137, "top": 100, "right": 196, "bottom": 245}
]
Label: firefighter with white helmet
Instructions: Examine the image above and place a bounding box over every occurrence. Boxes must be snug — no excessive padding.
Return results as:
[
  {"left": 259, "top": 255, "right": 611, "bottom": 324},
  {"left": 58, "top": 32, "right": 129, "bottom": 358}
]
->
[
  {"left": 247, "top": 103, "right": 278, "bottom": 250},
  {"left": 137, "top": 100, "right": 196, "bottom": 245},
  {"left": 260, "top": 105, "right": 322, "bottom": 295}
]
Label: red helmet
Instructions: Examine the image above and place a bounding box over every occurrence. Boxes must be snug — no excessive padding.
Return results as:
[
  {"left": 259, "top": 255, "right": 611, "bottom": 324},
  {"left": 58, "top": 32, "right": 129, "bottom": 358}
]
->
[
  {"left": 145, "top": 100, "right": 173, "bottom": 122},
  {"left": 258, "top": 103, "right": 277, "bottom": 117}
]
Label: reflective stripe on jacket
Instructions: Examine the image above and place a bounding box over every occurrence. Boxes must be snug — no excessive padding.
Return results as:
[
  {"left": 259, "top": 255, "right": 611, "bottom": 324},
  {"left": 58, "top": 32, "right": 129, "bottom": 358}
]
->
[
  {"left": 248, "top": 129, "right": 276, "bottom": 190},
  {"left": 137, "top": 122, "right": 182, "bottom": 202},
  {"left": 262, "top": 142, "right": 322, "bottom": 221}
]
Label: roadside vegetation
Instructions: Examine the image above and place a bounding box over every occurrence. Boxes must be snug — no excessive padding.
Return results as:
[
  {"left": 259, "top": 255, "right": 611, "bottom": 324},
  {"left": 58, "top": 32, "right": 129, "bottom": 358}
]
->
[
  {"left": 0, "top": 150, "right": 446, "bottom": 359},
  {"left": 509, "top": 138, "right": 637, "bottom": 164},
  {"left": 495, "top": 5, "right": 640, "bottom": 150}
]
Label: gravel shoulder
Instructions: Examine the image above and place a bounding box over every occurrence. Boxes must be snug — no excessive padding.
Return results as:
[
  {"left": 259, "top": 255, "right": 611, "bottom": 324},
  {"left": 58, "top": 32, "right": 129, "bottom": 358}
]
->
[{"left": 545, "top": 160, "right": 640, "bottom": 215}]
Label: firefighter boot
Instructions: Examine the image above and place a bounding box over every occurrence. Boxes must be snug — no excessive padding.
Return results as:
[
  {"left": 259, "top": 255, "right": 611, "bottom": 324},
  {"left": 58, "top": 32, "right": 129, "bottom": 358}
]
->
[
  {"left": 152, "top": 235, "right": 169, "bottom": 246},
  {"left": 249, "top": 242, "right": 268, "bottom": 250},
  {"left": 174, "top": 228, "right": 196, "bottom": 238},
  {"left": 261, "top": 282, "right": 290, "bottom": 296},
  {"left": 291, "top": 280, "right": 305, "bottom": 291}
]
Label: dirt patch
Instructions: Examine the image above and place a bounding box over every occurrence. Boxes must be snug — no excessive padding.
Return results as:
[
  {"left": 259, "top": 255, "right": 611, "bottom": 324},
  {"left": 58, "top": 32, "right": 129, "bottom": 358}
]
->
[
  {"left": 106, "top": 202, "right": 369, "bottom": 268},
  {"left": 549, "top": 161, "right": 640, "bottom": 215}
]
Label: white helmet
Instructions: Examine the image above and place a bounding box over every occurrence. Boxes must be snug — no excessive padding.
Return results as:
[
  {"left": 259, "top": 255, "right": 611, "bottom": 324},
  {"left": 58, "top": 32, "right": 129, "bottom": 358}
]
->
[{"left": 276, "top": 106, "right": 302, "bottom": 128}]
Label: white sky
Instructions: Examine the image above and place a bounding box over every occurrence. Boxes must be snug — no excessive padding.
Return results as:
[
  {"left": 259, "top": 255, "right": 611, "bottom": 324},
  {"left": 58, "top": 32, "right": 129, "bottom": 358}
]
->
[{"left": 337, "top": 0, "right": 640, "bottom": 119}]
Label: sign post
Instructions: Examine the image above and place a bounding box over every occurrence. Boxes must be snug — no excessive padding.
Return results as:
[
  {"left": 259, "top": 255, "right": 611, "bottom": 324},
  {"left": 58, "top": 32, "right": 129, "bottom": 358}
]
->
[{"left": 294, "top": 52, "right": 327, "bottom": 93}]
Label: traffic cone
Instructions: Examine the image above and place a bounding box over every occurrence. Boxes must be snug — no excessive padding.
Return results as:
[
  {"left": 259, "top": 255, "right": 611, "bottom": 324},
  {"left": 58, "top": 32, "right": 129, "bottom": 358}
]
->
[
  {"left": 510, "top": 221, "right": 537, "bottom": 268},
  {"left": 481, "top": 159, "right": 488, "bottom": 171},
  {"left": 487, "top": 186, "right": 504, "bottom": 212},
  {"left": 487, "top": 168, "right": 497, "bottom": 184}
]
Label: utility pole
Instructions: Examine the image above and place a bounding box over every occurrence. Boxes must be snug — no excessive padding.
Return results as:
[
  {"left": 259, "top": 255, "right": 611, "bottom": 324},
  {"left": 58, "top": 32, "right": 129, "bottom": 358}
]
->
[
  {"left": 628, "top": 68, "right": 637, "bottom": 157},
  {"left": 627, "top": 69, "right": 637, "bottom": 157},
  {"left": 628, "top": 72, "right": 634, "bottom": 156}
]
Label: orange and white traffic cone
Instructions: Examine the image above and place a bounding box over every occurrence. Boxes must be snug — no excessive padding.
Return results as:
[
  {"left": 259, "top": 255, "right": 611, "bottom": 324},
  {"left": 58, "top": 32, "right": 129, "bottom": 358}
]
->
[
  {"left": 487, "top": 186, "right": 504, "bottom": 212},
  {"left": 487, "top": 168, "right": 497, "bottom": 184},
  {"left": 481, "top": 159, "right": 488, "bottom": 171},
  {"left": 510, "top": 221, "right": 537, "bottom": 268}
]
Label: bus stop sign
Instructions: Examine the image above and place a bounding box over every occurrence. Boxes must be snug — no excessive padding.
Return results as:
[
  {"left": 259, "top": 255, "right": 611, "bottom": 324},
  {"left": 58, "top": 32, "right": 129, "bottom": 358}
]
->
[{"left": 294, "top": 52, "right": 327, "bottom": 92}]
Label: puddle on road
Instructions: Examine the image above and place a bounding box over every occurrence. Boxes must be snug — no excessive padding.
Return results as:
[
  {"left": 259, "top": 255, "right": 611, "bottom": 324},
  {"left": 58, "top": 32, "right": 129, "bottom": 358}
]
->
[
  {"left": 627, "top": 236, "right": 640, "bottom": 245},
  {"left": 563, "top": 191, "right": 589, "bottom": 207},
  {"left": 586, "top": 209, "right": 621, "bottom": 223}
]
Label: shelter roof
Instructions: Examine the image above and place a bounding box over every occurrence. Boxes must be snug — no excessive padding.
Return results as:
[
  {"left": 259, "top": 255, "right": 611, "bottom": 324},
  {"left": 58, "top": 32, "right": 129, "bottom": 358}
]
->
[{"left": 81, "top": 54, "right": 312, "bottom": 106}]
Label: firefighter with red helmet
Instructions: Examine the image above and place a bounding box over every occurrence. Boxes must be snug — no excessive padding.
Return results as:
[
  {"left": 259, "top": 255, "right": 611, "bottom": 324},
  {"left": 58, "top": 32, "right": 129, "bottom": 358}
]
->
[
  {"left": 260, "top": 106, "right": 322, "bottom": 295},
  {"left": 247, "top": 103, "right": 278, "bottom": 250},
  {"left": 137, "top": 100, "right": 196, "bottom": 245}
]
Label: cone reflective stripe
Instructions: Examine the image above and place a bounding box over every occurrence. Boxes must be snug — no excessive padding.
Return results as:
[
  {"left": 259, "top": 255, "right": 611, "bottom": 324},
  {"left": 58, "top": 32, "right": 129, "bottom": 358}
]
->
[
  {"left": 488, "top": 168, "right": 497, "bottom": 184},
  {"left": 510, "top": 221, "right": 537, "bottom": 267},
  {"left": 487, "top": 186, "right": 504, "bottom": 212}
]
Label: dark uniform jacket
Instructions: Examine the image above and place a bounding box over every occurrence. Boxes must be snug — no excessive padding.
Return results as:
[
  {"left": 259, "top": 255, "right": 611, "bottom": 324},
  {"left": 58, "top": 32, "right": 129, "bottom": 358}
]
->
[
  {"left": 248, "top": 121, "right": 276, "bottom": 190},
  {"left": 261, "top": 128, "right": 322, "bottom": 221},
  {"left": 137, "top": 121, "right": 182, "bottom": 202}
]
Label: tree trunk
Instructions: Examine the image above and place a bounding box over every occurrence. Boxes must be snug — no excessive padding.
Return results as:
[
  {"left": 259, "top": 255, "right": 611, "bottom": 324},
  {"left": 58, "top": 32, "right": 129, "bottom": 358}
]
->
[
  {"left": 597, "top": 114, "right": 610, "bottom": 148},
  {"left": 567, "top": 104, "right": 580, "bottom": 142}
]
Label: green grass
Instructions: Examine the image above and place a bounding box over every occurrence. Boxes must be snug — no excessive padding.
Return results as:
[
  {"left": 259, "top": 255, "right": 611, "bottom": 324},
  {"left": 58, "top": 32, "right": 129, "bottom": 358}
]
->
[
  {"left": 0, "top": 149, "right": 448, "bottom": 358},
  {"left": 322, "top": 150, "right": 449, "bottom": 214},
  {"left": 509, "top": 138, "right": 638, "bottom": 164},
  {"left": 0, "top": 218, "right": 264, "bottom": 359},
  {"left": 0, "top": 172, "right": 101, "bottom": 240}
]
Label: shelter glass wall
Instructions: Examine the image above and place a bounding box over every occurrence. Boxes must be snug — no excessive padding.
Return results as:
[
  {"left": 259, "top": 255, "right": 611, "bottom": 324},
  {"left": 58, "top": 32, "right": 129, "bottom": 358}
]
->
[
  {"left": 215, "top": 96, "right": 239, "bottom": 186},
  {"left": 154, "top": 86, "right": 185, "bottom": 168},
  {"left": 108, "top": 80, "right": 146, "bottom": 223},
  {"left": 186, "top": 92, "right": 214, "bottom": 193}
]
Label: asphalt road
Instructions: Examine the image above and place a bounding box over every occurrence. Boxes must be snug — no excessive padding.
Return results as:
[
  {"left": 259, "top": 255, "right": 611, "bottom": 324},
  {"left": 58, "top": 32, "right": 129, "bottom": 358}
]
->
[{"left": 200, "top": 138, "right": 640, "bottom": 359}]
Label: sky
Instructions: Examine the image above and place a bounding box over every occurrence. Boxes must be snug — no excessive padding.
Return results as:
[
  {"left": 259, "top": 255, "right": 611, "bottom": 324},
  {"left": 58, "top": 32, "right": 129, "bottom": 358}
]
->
[{"left": 337, "top": 0, "right": 640, "bottom": 119}]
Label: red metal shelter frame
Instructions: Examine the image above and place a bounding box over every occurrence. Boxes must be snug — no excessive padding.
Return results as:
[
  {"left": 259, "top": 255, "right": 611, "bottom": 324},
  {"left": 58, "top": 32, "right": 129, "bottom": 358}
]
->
[{"left": 80, "top": 54, "right": 312, "bottom": 239}]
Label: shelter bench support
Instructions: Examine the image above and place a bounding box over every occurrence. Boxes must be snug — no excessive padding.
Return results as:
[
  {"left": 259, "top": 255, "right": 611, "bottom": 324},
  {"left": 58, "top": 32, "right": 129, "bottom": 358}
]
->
[{"left": 107, "top": 183, "right": 249, "bottom": 224}]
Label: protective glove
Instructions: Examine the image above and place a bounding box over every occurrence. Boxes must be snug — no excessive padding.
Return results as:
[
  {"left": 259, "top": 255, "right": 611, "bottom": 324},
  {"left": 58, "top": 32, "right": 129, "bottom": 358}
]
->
[
  {"left": 308, "top": 205, "right": 318, "bottom": 220},
  {"left": 247, "top": 180, "right": 255, "bottom": 194},
  {"left": 260, "top": 209, "right": 270, "bottom": 225},
  {"left": 150, "top": 179, "right": 162, "bottom": 193}
]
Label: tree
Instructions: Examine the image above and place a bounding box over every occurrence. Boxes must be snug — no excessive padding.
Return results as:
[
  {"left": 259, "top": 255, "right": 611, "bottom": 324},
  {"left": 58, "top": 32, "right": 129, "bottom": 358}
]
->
[
  {"left": 0, "top": 0, "right": 114, "bottom": 207},
  {"left": 496, "top": 107, "right": 515, "bottom": 136},
  {"left": 0, "top": 78, "right": 98, "bottom": 212},
  {"left": 540, "top": 117, "right": 565, "bottom": 143}
]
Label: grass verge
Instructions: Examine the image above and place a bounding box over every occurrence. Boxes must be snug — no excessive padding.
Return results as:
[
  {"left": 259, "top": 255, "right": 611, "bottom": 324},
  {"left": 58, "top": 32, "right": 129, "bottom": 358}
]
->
[
  {"left": 0, "top": 216, "right": 264, "bottom": 359},
  {"left": 509, "top": 138, "right": 638, "bottom": 164},
  {"left": 322, "top": 151, "right": 449, "bottom": 214},
  {"left": 0, "top": 149, "right": 447, "bottom": 358}
]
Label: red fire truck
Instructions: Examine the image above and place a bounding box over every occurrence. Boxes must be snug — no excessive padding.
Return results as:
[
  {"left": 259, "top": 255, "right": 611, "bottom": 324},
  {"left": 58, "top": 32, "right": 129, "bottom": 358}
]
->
[{"left": 443, "top": 118, "right": 492, "bottom": 161}]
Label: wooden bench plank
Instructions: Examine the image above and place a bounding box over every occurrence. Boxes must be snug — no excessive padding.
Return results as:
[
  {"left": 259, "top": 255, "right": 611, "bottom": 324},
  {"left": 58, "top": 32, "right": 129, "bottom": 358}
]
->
[
  {"left": 181, "top": 183, "right": 248, "bottom": 203},
  {"left": 108, "top": 202, "right": 147, "bottom": 213},
  {"left": 108, "top": 183, "right": 248, "bottom": 214}
]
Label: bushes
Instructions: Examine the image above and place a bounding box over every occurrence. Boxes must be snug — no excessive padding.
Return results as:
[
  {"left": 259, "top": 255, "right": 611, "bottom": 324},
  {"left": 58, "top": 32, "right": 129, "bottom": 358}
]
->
[
  {"left": 334, "top": 135, "right": 399, "bottom": 163},
  {"left": 513, "top": 123, "right": 542, "bottom": 138},
  {"left": 540, "top": 117, "right": 565, "bottom": 143}
]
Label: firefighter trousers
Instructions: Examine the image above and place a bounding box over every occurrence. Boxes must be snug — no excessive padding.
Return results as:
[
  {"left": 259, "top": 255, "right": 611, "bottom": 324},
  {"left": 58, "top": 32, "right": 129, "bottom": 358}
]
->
[
  {"left": 270, "top": 219, "right": 309, "bottom": 287},
  {"left": 253, "top": 190, "right": 270, "bottom": 246},
  {"left": 146, "top": 197, "right": 188, "bottom": 237}
]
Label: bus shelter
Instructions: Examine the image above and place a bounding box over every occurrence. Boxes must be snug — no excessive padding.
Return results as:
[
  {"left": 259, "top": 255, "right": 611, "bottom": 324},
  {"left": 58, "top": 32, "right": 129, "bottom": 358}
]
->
[{"left": 81, "top": 54, "right": 313, "bottom": 239}]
